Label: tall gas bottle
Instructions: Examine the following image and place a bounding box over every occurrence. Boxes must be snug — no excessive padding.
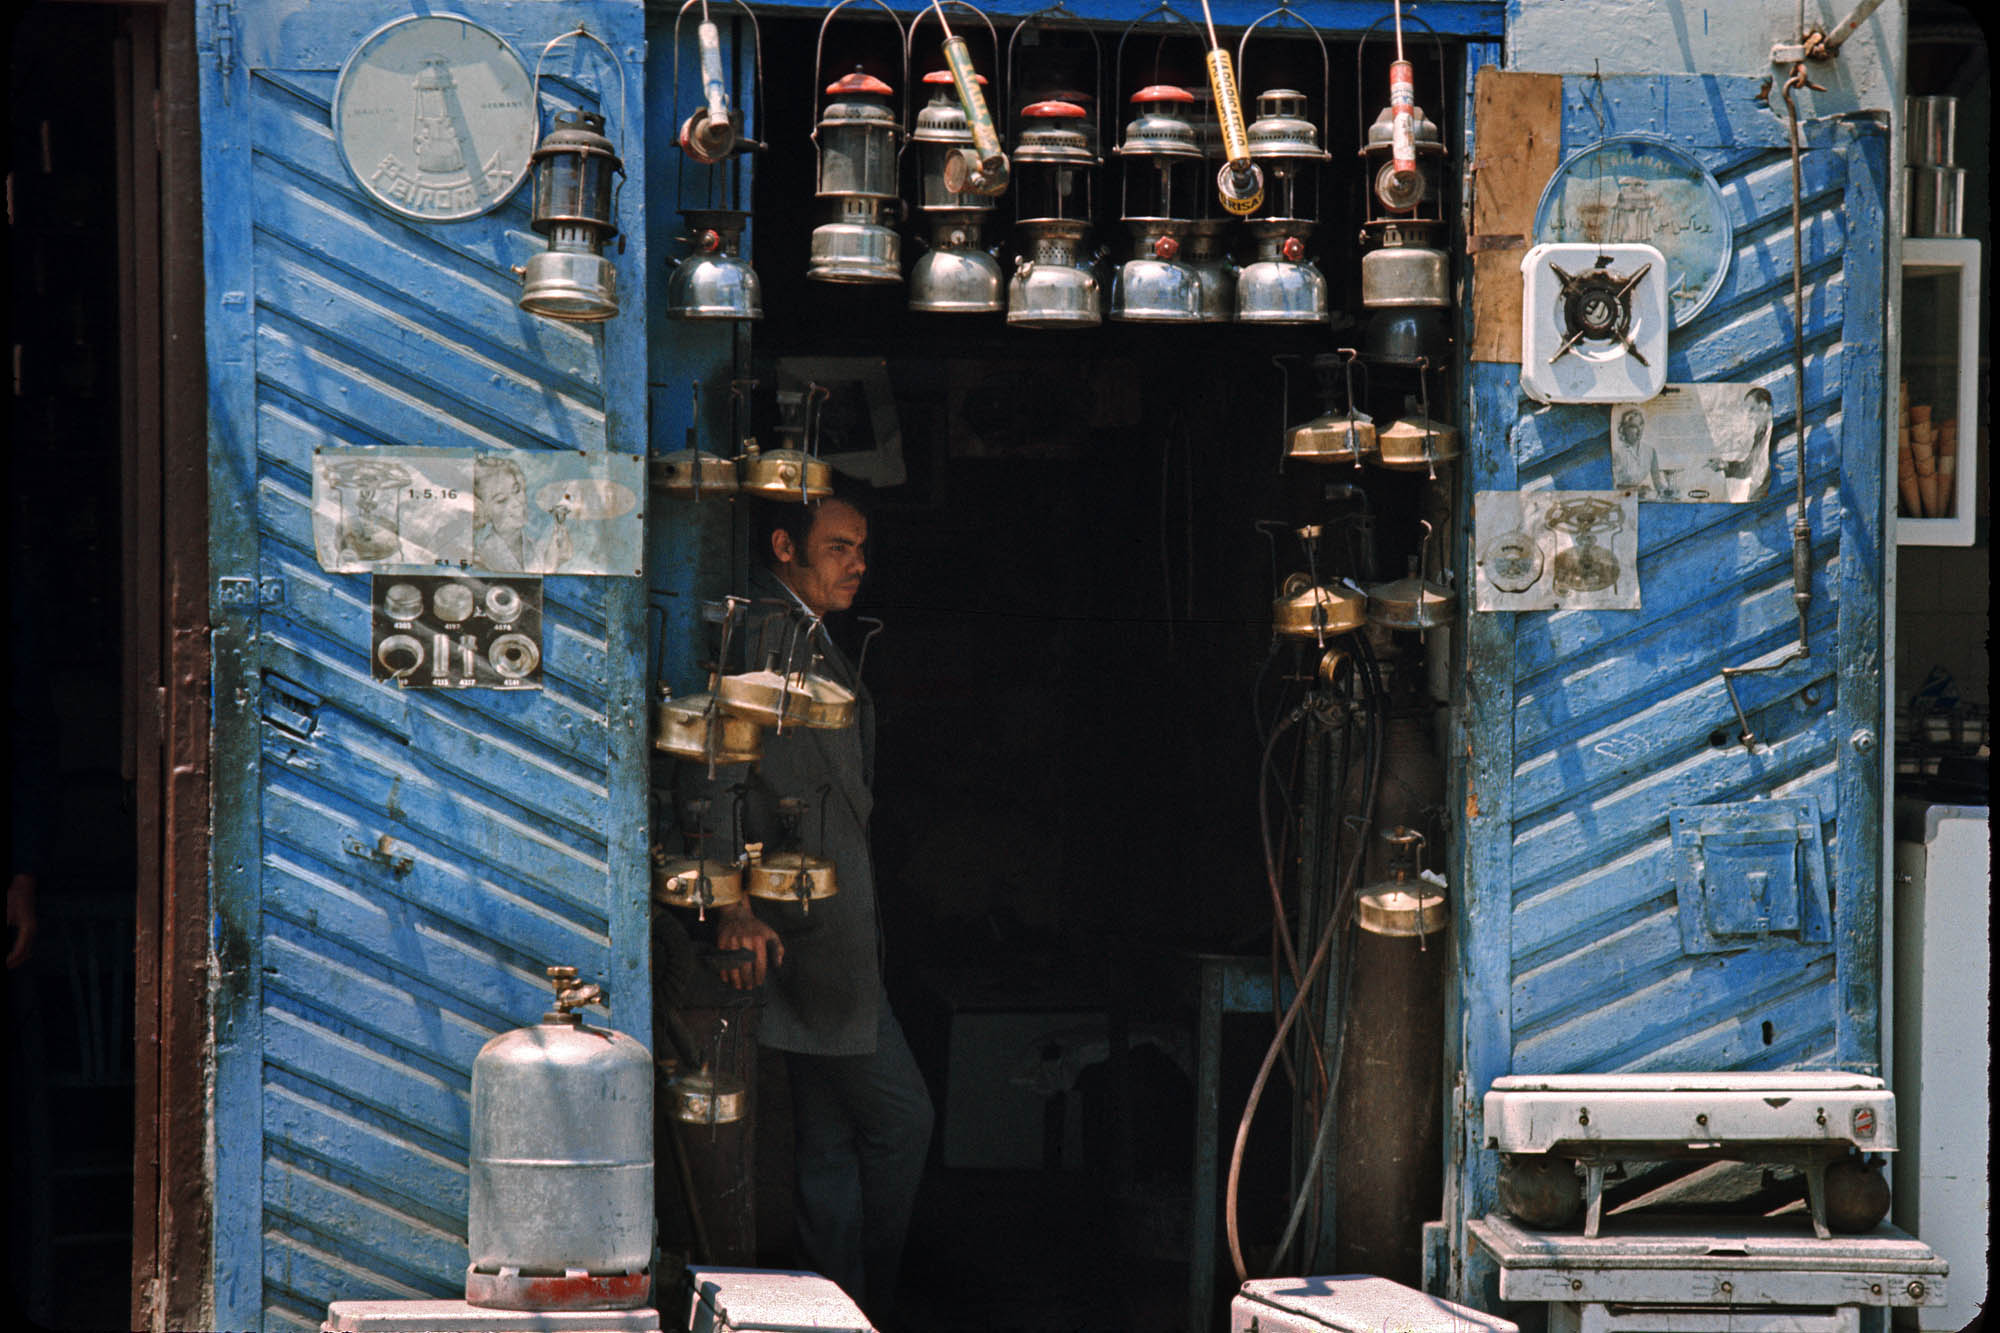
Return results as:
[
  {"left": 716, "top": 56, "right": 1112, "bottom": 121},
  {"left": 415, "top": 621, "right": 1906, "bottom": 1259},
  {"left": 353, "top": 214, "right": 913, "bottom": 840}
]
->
[{"left": 466, "top": 966, "right": 654, "bottom": 1311}]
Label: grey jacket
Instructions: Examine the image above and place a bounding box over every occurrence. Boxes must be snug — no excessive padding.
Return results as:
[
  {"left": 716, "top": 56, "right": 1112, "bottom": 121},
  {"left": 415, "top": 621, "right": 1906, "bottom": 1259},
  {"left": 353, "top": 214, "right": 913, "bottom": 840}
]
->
[{"left": 680, "top": 569, "right": 883, "bottom": 1055}]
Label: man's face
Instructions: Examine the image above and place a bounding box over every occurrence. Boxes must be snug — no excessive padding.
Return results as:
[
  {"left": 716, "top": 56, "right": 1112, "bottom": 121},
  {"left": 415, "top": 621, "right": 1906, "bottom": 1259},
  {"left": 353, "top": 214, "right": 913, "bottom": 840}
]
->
[{"left": 774, "top": 499, "right": 868, "bottom": 616}]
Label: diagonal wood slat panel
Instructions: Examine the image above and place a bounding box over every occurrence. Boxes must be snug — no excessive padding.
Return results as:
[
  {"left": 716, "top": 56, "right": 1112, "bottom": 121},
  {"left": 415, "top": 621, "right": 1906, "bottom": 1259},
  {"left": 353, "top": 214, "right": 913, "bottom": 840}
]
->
[
  {"left": 1493, "top": 131, "right": 1875, "bottom": 1071},
  {"left": 200, "top": 6, "right": 649, "bottom": 1325}
]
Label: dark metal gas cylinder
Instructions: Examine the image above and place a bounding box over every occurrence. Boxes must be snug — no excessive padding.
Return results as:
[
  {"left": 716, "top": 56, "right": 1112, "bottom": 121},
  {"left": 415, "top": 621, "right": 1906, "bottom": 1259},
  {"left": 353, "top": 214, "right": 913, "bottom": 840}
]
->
[{"left": 466, "top": 966, "right": 654, "bottom": 1310}]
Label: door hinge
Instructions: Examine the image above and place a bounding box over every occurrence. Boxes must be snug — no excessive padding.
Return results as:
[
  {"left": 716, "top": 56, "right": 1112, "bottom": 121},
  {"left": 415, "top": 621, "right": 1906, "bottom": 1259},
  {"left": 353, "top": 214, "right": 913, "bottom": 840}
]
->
[
  {"left": 217, "top": 576, "right": 285, "bottom": 609},
  {"left": 212, "top": 0, "right": 235, "bottom": 96}
]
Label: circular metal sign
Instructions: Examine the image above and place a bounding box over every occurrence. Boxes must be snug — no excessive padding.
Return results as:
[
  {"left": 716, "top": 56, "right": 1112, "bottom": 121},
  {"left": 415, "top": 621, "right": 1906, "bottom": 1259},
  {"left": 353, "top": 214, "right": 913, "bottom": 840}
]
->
[
  {"left": 334, "top": 15, "right": 536, "bottom": 222},
  {"left": 1532, "top": 135, "right": 1733, "bottom": 327}
]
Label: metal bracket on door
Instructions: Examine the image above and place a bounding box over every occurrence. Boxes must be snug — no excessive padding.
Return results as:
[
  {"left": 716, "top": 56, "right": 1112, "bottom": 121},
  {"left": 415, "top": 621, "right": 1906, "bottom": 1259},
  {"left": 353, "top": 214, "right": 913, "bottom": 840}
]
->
[
  {"left": 217, "top": 576, "right": 285, "bottom": 609},
  {"left": 344, "top": 834, "right": 416, "bottom": 877}
]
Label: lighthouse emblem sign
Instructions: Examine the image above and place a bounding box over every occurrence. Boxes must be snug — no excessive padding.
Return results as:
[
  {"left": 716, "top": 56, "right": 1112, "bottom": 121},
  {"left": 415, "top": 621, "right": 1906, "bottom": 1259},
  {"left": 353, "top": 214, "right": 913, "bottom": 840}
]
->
[{"left": 334, "top": 15, "right": 537, "bottom": 223}]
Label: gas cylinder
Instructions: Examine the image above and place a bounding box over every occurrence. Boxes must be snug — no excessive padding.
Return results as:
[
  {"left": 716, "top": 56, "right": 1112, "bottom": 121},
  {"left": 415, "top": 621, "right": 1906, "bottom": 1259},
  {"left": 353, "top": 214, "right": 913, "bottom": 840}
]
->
[{"left": 466, "top": 966, "right": 654, "bottom": 1310}]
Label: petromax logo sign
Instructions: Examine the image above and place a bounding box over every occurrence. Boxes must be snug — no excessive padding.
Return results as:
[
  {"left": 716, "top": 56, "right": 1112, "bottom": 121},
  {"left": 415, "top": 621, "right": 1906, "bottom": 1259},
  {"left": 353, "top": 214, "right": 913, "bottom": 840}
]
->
[{"left": 334, "top": 16, "right": 537, "bottom": 223}]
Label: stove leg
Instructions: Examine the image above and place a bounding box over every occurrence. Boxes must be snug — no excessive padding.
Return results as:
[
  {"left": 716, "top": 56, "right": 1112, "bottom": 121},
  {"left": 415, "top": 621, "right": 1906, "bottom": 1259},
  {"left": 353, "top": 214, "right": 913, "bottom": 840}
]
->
[
  {"left": 1581, "top": 1162, "right": 1606, "bottom": 1238},
  {"left": 1803, "top": 1158, "right": 1832, "bottom": 1239}
]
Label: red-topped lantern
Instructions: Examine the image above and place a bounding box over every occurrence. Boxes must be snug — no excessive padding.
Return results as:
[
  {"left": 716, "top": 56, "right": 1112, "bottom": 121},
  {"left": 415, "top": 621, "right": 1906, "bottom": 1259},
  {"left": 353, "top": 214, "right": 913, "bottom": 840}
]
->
[
  {"left": 810, "top": 66, "right": 905, "bottom": 283},
  {"left": 1007, "top": 98, "right": 1101, "bottom": 328},
  {"left": 1110, "top": 85, "right": 1204, "bottom": 323}
]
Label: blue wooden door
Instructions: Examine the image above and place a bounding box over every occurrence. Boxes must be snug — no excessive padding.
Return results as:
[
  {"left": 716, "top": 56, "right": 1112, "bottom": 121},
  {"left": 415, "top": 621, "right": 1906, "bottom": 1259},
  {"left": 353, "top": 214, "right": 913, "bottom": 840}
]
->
[
  {"left": 1447, "top": 76, "right": 1889, "bottom": 1297},
  {"left": 198, "top": 4, "right": 650, "bottom": 1327}
]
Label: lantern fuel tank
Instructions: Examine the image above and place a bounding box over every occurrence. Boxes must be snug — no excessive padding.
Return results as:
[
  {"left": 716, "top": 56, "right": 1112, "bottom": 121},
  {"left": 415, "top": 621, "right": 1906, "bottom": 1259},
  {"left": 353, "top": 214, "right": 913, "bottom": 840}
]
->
[{"left": 466, "top": 966, "right": 654, "bottom": 1310}]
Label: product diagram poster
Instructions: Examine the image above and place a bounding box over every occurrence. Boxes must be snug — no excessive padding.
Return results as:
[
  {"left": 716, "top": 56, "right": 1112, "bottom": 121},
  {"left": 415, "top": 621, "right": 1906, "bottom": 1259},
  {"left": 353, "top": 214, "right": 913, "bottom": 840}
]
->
[
  {"left": 315, "top": 448, "right": 473, "bottom": 571},
  {"left": 315, "top": 449, "right": 644, "bottom": 576},
  {"left": 1609, "top": 384, "right": 1773, "bottom": 503},
  {"left": 371, "top": 574, "right": 542, "bottom": 689},
  {"left": 1474, "top": 490, "right": 1641, "bottom": 612}
]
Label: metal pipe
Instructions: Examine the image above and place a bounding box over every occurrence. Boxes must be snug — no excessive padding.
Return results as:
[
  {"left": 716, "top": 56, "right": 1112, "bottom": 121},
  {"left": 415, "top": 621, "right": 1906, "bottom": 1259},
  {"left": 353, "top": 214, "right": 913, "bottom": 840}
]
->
[{"left": 1718, "top": 62, "right": 1820, "bottom": 750}]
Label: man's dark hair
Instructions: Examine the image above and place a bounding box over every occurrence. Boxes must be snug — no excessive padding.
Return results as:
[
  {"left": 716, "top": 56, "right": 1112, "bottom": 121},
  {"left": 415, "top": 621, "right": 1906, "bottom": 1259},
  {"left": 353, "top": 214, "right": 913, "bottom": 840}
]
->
[{"left": 754, "top": 482, "right": 873, "bottom": 569}]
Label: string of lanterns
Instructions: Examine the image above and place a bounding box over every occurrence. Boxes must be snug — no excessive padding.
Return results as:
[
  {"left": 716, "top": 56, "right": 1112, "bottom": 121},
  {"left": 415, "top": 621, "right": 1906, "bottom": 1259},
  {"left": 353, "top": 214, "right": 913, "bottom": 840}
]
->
[{"left": 646, "top": 0, "right": 1455, "bottom": 330}]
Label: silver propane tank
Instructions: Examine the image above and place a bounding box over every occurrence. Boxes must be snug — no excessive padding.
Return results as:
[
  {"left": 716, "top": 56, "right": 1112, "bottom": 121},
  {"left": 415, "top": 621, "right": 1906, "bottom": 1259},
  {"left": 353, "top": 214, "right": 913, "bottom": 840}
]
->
[{"left": 466, "top": 965, "right": 654, "bottom": 1310}]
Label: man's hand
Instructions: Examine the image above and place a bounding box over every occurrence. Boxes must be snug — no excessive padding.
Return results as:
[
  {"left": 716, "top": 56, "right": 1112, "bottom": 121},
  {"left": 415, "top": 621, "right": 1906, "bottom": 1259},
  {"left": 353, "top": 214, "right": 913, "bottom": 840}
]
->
[
  {"left": 714, "top": 900, "right": 782, "bottom": 991},
  {"left": 7, "top": 873, "right": 37, "bottom": 970}
]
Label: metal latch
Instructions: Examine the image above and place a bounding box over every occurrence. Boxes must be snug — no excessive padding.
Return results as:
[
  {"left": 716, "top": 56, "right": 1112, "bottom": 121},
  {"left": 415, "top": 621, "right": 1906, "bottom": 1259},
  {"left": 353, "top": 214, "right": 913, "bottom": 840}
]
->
[
  {"left": 1667, "top": 798, "right": 1831, "bottom": 955},
  {"left": 344, "top": 834, "right": 416, "bottom": 876}
]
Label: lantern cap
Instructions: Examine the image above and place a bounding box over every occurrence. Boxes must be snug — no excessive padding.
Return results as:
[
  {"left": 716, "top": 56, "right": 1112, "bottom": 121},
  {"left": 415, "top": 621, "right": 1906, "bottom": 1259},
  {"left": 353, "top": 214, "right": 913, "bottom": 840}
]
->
[
  {"left": 1021, "top": 99, "right": 1087, "bottom": 119},
  {"left": 827, "top": 69, "right": 894, "bottom": 97},
  {"left": 924, "top": 68, "right": 986, "bottom": 86},
  {"left": 1132, "top": 84, "right": 1195, "bottom": 104}
]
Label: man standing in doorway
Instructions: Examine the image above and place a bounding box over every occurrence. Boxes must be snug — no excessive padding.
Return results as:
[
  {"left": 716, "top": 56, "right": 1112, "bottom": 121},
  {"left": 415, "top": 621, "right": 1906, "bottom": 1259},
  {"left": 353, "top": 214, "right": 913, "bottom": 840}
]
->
[{"left": 703, "top": 494, "right": 932, "bottom": 1326}]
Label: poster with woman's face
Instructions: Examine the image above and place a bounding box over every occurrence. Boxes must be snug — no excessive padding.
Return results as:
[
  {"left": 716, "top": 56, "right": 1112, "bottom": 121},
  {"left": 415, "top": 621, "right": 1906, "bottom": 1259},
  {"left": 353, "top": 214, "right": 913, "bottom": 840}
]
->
[
  {"left": 314, "top": 448, "right": 643, "bottom": 575},
  {"left": 1608, "top": 384, "right": 1774, "bottom": 503}
]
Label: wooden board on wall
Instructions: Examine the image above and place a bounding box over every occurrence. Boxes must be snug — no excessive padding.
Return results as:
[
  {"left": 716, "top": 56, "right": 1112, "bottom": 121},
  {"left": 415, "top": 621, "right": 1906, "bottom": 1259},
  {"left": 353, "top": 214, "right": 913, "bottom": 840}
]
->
[{"left": 1470, "top": 69, "right": 1563, "bottom": 363}]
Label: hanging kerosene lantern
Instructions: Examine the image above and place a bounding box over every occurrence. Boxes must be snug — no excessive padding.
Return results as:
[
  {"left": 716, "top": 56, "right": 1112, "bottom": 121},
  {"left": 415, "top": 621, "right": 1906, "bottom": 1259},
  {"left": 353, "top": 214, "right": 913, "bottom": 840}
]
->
[
  {"left": 667, "top": 0, "right": 765, "bottom": 320},
  {"left": 1235, "top": 88, "right": 1330, "bottom": 322},
  {"left": 518, "top": 29, "right": 627, "bottom": 321},
  {"left": 808, "top": 2, "right": 909, "bottom": 284},
  {"left": 1002, "top": 11, "right": 1104, "bottom": 328},
  {"left": 907, "top": 64, "right": 1006, "bottom": 311},
  {"left": 1104, "top": 5, "right": 1207, "bottom": 322},
  {"left": 1357, "top": 13, "right": 1450, "bottom": 322},
  {"left": 1109, "top": 84, "right": 1205, "bottom": 322},
  {"left": 1005, "top": 98, "right": 1103, "bottom": 327},
  {"left": 1228, "top": 11, "right": 1331, "bottom": 323}
]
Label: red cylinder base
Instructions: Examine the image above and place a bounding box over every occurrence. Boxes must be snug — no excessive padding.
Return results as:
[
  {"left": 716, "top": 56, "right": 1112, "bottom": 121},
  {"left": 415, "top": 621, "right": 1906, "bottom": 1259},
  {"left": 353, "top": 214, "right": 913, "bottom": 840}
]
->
[{"left": 464, "top": 1265, "right": 650, "bottom": 1311}]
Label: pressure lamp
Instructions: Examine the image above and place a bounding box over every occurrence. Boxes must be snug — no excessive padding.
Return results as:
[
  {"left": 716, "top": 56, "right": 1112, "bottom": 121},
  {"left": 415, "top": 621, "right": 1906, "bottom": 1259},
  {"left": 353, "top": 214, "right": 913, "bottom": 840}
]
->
[
  {"left": 1359, "top": 99, "right": 1448, "bottom": 309},
  {"left": 1236, "top": 89, "right": 1329, "bottom": 323},
  {"left": 518, "top": 109, "right": 624, "bottom": 321},
  {"left": 1006, "top": 99, "right": 1101, "bottom": 328},
  {"left": 1109, "top": 85, "right": 1203, "bottom": 323},
  {"left": 667, "top": 0, "right": 765, "bottom": 320},
  {"left": 909, "top": 69, "right": 1005, "bottom": 312},
  {"left": 809, "top": 69, "right": 905, "bottom": 283}
]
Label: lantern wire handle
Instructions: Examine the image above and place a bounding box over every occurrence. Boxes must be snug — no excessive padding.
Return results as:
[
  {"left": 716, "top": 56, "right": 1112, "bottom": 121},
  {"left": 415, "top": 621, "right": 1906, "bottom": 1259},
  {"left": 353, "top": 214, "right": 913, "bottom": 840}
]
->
[
  {"left": 1235, "top": 2, "right": 1331, "bottom": 142},
  {"left": 907, "top": 0, "right": 1008, "bottom": 149},
  {"left": 533, "top": 26, "right": 629, "bottom": 155},
  {"left": 813, "top": 0, "right": 911, "bottom": 158},
  {"left": 533, "top": 26, "right": 630, "bottom": 241},
  {"left": 1005, "top": 4, "right": 1103, "bottom": 155}
]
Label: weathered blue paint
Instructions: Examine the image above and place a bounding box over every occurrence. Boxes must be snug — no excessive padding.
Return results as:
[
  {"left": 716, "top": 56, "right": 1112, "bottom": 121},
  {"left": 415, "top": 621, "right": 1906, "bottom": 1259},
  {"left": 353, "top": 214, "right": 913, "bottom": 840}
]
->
[
  {"left": 1447, "top": 75, "right": 1888, "bottom": 1304},
  {"left": 199, "top": 4, "right": 650, "bottom": 1329}
]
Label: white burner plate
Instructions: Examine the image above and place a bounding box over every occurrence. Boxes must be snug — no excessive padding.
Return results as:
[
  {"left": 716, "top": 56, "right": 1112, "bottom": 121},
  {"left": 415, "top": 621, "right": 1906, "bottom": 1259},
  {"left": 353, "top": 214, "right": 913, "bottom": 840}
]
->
[
  {"left": 1520, "top": 242, "right": 1670, "bottom": 404},
  {"left": 1486, "top": 1073, "right": 1894, "bottom": 1153}
]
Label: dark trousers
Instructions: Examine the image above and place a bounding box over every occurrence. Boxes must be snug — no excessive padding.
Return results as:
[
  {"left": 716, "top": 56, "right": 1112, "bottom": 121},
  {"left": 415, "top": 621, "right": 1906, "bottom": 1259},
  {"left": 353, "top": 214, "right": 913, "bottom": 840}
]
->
[{"left": 784, "top": 1003, "right": 934, "bottom": 1320}]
